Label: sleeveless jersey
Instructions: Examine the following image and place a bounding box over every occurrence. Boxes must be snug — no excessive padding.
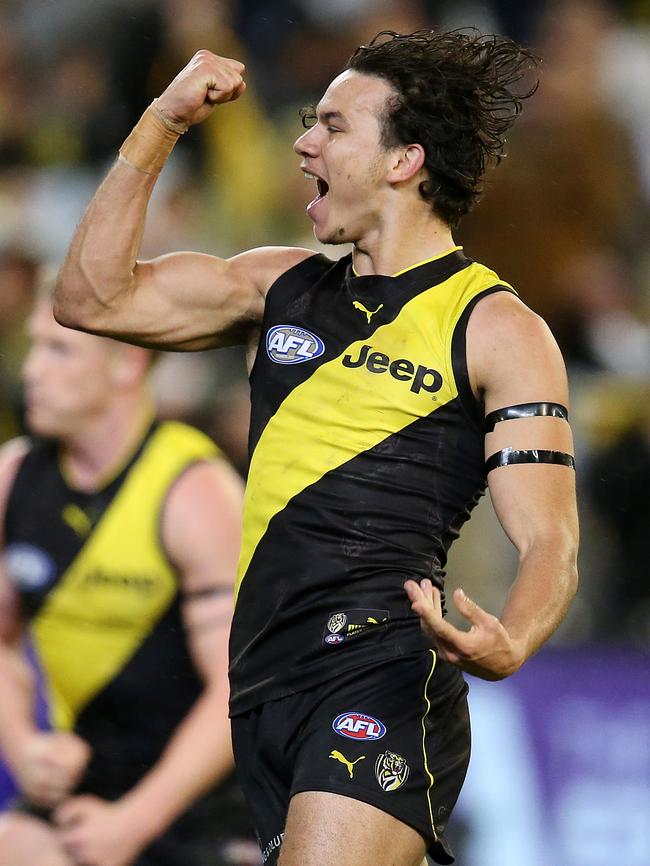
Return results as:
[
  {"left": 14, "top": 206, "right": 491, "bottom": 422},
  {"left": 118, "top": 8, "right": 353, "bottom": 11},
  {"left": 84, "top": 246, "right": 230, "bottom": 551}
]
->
[
  {"left": 229, "top": 248, "right": 514, "bottom": 714},
  {"left": 3, "top": 421, "right": 219, "bottom": 791}
]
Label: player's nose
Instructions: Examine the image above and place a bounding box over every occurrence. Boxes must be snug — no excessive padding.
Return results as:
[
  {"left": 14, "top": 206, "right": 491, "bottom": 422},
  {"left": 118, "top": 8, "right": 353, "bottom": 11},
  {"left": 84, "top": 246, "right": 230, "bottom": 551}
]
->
[{"left": 293, "top": 127, "right": 319, "bottom": 158}]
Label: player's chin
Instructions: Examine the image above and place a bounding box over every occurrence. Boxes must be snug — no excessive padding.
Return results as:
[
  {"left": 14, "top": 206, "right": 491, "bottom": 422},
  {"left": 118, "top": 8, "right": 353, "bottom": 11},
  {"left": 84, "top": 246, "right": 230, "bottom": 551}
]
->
[
  {"left": 315, "top": 222, "right": 350, "bottom": 246},
  {"left": 26, "top": 407, "right": 62, "bottom": 438}
]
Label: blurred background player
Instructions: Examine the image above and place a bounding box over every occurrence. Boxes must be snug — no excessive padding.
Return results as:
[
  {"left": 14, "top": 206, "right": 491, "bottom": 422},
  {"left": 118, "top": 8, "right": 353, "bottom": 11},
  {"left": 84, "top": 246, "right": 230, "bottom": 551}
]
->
[{"left": 0, "top": 283, "right": 259, "bottom": 866}]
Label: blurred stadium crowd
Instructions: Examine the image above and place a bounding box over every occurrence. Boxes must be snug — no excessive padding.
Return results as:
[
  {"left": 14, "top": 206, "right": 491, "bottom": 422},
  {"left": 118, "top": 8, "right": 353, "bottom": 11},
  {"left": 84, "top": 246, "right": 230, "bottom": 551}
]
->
[{"left": 0, "top": 0, "right": 648, "bottom": 637}]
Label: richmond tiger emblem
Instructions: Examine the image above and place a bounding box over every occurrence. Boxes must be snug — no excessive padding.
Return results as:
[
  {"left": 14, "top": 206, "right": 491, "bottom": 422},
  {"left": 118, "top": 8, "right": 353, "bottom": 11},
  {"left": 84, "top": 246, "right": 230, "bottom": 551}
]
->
[{"left": 375, "top": 750, "right": 410, "bottom": 792}]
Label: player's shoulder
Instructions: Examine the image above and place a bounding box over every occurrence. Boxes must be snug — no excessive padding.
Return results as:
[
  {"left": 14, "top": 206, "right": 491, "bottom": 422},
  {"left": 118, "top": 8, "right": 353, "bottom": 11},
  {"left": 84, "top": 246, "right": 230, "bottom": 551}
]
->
[
  {"left": 229, "top": 246, "right": 324, "bottom": 298},
  {"left": 160, "top": 429, "right": 243, "bottom": 526},
  {"left": 468, "top": 288, "right": 556, "bottom": 352},
  {"left": 0, "top": 437, "right": 31, "bottom": 484},
  {"left": 160, "top": 452, "right": 243, "bottom": 572},
  {"left": 0, "top": 437, "right": 32, "bottom": 535},
  {"left": 467, "top": 290, "right": 567, "bottom": 392},
  {"left": 170, "top": 457, "right": 242, "bottom": 507}
]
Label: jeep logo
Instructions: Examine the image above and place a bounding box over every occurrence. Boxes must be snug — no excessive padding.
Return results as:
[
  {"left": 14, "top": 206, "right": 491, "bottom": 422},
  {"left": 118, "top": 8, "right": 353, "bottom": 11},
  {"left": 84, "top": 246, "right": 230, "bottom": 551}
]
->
[{"left": 342, "top": 344, "right": 443, "bottom": 397}]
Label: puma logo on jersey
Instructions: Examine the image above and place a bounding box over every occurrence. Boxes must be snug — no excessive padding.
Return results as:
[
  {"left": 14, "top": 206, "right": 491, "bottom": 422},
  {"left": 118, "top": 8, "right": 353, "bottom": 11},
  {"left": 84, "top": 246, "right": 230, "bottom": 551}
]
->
[
  {"left": 342, "top": 344, "right": 443, "bottom": 397},
  {"left": 329, "top": 750, "right": 366, "bottom": 779},
  {"left": 353, "top": 301, "right": 384, "bottom": 323},
  {"left": 62, "top": 504, "right": 93, "bottom": 538}
]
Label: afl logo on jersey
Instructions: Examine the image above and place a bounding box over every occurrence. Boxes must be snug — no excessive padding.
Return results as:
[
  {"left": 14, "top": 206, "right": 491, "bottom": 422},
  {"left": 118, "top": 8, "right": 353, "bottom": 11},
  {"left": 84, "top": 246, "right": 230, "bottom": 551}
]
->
[
  {"left": 4, "top": 543, "right": 56, "bottom": 591},
  {"left": 333, "top": 712, "right": 386, "bottom": 741},
  {"left": 266, "top": 325, "right": 325, "bottom": 365}
]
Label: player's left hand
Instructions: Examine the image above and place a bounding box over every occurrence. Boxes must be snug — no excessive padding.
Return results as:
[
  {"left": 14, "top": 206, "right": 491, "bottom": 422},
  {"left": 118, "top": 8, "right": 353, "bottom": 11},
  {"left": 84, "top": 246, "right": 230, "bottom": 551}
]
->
[
  {"left": 54, "top": 794, "right": 150, "bottom": 866},
  {"left": 404, "top": 579, "right": 526, "bottom": 680}
]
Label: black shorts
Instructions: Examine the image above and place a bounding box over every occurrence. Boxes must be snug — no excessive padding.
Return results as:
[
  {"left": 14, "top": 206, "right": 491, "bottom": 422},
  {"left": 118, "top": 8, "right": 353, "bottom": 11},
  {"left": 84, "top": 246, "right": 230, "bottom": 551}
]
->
[{"left": 231, "top": 650, "right": 470, "bottom": 865}]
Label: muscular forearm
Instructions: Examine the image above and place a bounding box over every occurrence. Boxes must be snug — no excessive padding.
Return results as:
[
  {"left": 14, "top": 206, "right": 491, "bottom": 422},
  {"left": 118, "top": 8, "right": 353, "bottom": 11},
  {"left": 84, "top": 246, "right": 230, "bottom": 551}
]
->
[
  {"left": 406, "top": 529, "right": 578, "bottom": 681},
  {"left": 500, "top": 531, "right": 579, "bottom": 666},
  {"left": 117, "top": 685, "right": 234, "bottom": 843},
  {"left": 55, "top": 160, "right": 158, "bottom": 330},
  {"left": 55, "top": 52, "right": 246, "bottom": 338}
]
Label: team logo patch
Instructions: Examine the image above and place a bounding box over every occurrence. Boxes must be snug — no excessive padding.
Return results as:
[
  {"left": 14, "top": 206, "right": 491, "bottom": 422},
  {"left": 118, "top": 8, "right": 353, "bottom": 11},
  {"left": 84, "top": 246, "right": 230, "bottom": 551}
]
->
[
  {"left": 4, "top": 543, "right": 56, "bottom": 591},
  {"left": 375, "top": 750, "right": 410, "bottom": 792},
  {"left": 329, "top": 750, "right": 366, "bottom": 779},
  {"left": 323, "top": 608, "right": 389, "bottom": 647},
  {"left": 333, "top": 712, "right": 386, "bottom": 741},
  {"left": 266, "top": 325, "right": 325, "bottom": 364},
  {"left": 327, "top": 612, "right": 347, "bottom": 633}
]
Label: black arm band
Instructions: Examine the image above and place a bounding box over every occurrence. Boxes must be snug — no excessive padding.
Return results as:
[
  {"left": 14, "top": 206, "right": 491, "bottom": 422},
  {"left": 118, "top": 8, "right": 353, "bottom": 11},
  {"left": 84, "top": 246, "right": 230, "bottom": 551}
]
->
[
  {"left": 182, "top": 585, "right": 232, "bottom": 601},
  {"left": 484, "top": 402, "right": 569, "bottom": 433},
  {"left": 486, "top": 448, "right": 575, "bottom": 474}
]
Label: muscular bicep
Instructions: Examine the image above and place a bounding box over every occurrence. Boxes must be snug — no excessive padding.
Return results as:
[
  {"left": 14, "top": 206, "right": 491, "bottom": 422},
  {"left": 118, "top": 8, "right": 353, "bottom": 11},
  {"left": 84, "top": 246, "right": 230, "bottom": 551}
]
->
[
  {"left": 467, "top": 292, "right": 578, "bottom": 554},
  {"left": 126, "top": 251, "right": 264, "bottom": 350},
  {"left": 57, "top": 245, "right": 314, "bottom": 351}
]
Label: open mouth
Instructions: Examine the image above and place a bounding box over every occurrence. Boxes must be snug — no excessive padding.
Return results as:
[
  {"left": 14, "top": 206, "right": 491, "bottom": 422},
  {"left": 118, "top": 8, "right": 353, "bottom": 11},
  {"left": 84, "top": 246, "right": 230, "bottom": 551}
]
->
[{"left": 303, "top": 170, "right": 329, "bottom": 212}]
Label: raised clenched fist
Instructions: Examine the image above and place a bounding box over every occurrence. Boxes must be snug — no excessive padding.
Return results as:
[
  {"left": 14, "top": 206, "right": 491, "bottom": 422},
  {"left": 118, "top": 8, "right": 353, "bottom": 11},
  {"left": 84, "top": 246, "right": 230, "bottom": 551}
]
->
[{"left": 155, "top": 50, "right": 246, "bottom": 128}]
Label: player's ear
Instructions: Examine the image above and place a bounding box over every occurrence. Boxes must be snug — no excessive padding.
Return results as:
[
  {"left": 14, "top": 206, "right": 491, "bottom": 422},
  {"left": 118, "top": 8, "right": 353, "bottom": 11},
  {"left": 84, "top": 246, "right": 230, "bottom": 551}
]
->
[{"left": 386, "top": 143, "right": 425, "bottom": 185}]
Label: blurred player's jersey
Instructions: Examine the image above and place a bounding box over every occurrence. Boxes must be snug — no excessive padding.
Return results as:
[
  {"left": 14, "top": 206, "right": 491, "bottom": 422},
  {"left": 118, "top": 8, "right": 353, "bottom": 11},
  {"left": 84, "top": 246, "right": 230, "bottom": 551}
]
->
[
  {"left": 3, "top": 421, "right": 252, "bottom": 842},
  {"left": 230, "top": 248, "right": 514, "bottom": 714}
]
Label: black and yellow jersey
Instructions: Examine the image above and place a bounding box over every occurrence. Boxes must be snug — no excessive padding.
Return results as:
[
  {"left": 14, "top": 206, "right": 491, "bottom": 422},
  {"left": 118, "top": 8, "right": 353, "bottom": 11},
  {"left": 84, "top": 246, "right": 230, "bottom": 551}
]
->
[
  {"left": 3, "top": 421, "right": 218, "bottom": 793},
  {"left": 229, "top": 248, "right": 514, "bottom": 714}
]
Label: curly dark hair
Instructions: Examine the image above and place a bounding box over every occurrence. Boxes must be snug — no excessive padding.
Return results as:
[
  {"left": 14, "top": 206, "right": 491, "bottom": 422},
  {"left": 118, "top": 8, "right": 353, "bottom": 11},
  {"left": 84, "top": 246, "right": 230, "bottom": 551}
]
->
[{"left": 344, "top": 29, "right": 539, "bottom": 227}]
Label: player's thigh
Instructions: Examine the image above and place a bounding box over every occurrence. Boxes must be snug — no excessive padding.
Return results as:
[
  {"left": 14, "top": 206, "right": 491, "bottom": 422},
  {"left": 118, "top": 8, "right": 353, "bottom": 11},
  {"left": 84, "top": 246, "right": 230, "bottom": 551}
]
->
[
  {"left": 278, "top": 790, "right": 426, "bottom": 866},
  {"left": 0, "top": 812, "right": 71, "bottom": 866},
  {"left": 290, "top": 651, "right": 469, "bottom": 864}
]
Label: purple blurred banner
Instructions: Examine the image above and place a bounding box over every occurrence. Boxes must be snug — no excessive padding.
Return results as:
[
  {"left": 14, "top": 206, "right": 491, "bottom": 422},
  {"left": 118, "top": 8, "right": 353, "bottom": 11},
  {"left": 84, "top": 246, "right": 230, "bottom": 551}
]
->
[{"left": 458, "top": 645, "right": 650, "bottom": 866}]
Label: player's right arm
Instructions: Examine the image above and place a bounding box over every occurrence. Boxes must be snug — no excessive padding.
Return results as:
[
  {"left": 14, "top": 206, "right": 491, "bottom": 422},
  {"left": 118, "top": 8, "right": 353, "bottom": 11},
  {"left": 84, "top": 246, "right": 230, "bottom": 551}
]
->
[
  {"left": 54, "top": 50, "right": 314, "bottom": 351},
  {"left": 0, "top": 440, "right": 91, "bottom": 807}
]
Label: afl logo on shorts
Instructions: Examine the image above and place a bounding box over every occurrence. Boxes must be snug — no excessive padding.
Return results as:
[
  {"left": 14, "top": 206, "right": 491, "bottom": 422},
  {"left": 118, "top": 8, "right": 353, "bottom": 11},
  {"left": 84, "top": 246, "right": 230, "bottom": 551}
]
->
[
  {"left": 266, "top": 325, "right": 325, "bottom": 365},
  {"left": 375, "top": 750, "right": 410, "bottom": 792},
  {"left": 332, "top": 712, "right": 386, "bottom": 741}
]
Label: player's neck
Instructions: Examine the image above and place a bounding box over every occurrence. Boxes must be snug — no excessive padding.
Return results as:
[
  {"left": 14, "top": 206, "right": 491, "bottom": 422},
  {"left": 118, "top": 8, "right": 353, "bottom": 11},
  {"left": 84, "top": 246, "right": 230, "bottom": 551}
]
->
[
  {"left": 59, "top": 394, "right": 155, "bottom": 492},
  {"left": 352, "top": 202, "right": 455, "bottom": 277}
]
